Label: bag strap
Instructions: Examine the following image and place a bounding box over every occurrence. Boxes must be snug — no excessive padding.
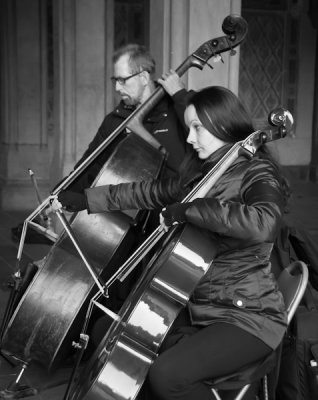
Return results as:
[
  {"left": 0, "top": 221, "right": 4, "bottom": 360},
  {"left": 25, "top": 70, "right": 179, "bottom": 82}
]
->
[
  {"left": 302, "top": 284, "right": 317, "bottom": 311},
  {"left": 311, "top": 344, "right": 318, "bottom": 364},
  {"left": 289, "top": 225, "right": 318, "bottom": 290}
]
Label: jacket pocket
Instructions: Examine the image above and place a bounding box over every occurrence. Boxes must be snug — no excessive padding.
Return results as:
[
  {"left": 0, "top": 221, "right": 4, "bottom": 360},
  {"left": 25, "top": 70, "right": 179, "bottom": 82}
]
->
[{"left": 231, "top": 290, "right": 262, "bottom": 311}]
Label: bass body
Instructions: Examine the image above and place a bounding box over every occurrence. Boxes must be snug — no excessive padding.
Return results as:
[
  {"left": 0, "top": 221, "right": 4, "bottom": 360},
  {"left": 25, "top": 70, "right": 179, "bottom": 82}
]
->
[
  {"left": 71, "top": 224, "right": 216, "bottom": 400},
  {"left": 1, "top": 134, "right": 165, "bottom": 370}
]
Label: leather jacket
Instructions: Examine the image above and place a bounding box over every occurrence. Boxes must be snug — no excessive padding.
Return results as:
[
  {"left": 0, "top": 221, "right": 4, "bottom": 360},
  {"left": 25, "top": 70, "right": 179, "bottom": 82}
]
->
[{"left": 85, "top": 145, "right": 288, "bottom": 349}]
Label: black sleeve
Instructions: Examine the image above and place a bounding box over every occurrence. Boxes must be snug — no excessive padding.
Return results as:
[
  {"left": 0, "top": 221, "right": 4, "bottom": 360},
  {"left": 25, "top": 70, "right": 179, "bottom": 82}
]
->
[
  {"left": 85, "top": 176, "right": 189, "bottom": 213},
  {"left": 183, "top": 161, "right": 285, "bottom": 243}
]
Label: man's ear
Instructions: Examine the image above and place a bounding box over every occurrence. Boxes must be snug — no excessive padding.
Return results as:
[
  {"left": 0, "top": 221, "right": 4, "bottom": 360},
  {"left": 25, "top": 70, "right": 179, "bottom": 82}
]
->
[{"left": 140, "top": 70, "right": 150, "bottom": 85}]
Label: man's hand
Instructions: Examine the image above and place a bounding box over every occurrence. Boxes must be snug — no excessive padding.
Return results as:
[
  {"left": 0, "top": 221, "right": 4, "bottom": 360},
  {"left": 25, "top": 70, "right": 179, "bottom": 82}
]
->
[{"left": 158, "top": 70, "right": 185, "bottom": 96}]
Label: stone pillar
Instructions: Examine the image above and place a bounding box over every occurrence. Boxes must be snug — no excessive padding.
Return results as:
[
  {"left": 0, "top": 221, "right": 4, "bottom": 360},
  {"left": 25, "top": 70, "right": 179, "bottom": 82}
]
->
[
  {"left": 0, "top": 0, "right": 112, "bottom": 210},
  {"left": 53, "top": 0, "right": 110, "bottom": 180},
  {"left": 0, "top": 0, "right": 242, "bottom": 211},
  {"left": 149, "top": 0, "right": 242, "bottom": 93},
  {"left": 0, "top": 0, "right": 51, "bottom": 210}
]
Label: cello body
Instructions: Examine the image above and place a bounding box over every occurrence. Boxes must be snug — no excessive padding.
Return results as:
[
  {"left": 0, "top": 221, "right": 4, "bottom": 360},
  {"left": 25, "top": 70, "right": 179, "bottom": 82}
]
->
[
  {"left": 71, "top": 224, "right": 216, "bottom": 400},
  {"left": 1, "top": 134, "right": 165, "bottom": 370},
  {"left": 70, "top": 109, "right": 293, "bottom": 400}
]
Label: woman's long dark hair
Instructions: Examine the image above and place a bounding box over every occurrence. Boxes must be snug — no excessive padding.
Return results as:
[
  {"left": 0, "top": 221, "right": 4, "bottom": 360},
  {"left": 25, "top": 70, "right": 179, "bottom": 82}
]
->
[
  {"left": 180, "top": 86, "right": 291, "bottom": 205},
  {"left": 187, "top": 86, "right": 254, "bottom": 142}
]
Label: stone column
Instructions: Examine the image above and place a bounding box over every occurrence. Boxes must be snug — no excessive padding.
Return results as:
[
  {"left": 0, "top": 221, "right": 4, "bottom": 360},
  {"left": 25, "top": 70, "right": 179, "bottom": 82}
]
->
[
  {"left": 53, "top": 0, "right": 111, "bottom": 180},
  {"left": 0, "top": 0, "right": 51, "bottom": 210},
  {"left": 0, "top": 0, "right": 112, "bottom": 210},
  {"left": 0, "top": 0, "right": 242, "bottom": 211}
]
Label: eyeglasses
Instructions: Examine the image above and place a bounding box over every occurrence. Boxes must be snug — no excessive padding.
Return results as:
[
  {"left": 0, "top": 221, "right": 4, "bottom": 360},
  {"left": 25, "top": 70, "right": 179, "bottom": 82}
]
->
[{"left": 110, "top": 71, "right": 143, "bottom": 85}]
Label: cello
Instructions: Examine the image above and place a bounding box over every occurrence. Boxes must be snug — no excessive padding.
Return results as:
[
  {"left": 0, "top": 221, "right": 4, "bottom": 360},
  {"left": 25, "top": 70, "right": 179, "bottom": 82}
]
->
[
  {"left": 69, "top": 108, "right": 294, "bottom": 400},
  {"left": 1, "top": 15, "right": 248, "bottom": 374}
]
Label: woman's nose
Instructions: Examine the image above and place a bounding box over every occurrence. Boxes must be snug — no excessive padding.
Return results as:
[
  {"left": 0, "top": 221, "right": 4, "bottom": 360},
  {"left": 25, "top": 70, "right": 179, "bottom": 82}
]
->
[{"left": 186, "top": 129, "right": 195, "bottom": 144}]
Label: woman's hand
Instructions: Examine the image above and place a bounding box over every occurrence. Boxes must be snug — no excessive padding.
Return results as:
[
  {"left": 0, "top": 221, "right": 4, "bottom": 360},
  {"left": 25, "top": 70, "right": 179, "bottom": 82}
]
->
[
  {"left": 158, "top": 70, "right": 185, "bottom": 96},
  {"left": 50, "top": 197, "right": 63, "bottom": 213},
  {"left": 159, "top": 212, "right": 170, "bottom": 232},
  {"left": 57, "top": 190, "right": 87, "bottom": 212},
  {"left": 159, "top": 203, "right": 190, "bottom": 232}
]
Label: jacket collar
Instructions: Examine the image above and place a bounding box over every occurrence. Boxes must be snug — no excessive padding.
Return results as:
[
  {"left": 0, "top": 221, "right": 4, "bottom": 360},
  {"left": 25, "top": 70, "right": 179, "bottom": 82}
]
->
[
  {"left": 201, "top": 144, "right": 233, "bottom": 173},
  {"left": 200, "top": 143, "right": 249, "bottom": 175}
]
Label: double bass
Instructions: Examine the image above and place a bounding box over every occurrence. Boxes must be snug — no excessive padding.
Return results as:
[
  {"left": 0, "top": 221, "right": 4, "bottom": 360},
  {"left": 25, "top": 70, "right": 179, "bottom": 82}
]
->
[
  {"left": 70, "top": 109, "right": 294, "bottom": 400},
  {"left": 1, "top": 15, "right": 248, "bottom": 373}
]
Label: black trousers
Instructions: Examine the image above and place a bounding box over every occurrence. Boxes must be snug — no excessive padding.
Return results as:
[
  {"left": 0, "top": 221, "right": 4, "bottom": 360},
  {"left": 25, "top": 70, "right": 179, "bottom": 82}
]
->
[{"left": 140, "top": 315, "right": 272, "bottom": 400}]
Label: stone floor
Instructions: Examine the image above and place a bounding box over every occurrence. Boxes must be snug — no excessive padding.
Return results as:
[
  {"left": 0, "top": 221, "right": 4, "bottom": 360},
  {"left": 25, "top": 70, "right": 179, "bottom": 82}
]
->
[{"left": 0, "top": 178, "right": 317, "bottom": 399}]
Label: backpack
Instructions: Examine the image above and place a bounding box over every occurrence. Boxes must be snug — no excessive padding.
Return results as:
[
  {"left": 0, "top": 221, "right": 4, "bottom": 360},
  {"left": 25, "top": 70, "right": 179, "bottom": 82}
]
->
[
  {"left": 272, "top": 224, "right": 318, "bottom": 399},
  {"left": 276, "top": 284, "right": 318, "bottom": 399}
]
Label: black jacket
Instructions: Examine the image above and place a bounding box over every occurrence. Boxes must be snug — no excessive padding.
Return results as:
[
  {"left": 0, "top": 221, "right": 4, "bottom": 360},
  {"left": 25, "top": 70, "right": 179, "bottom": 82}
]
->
[
  {"left": 69, "top": 90, "right": 190, "bottom": 192},
  {"left": 85, "top": 145, "right": 288, "bottom": 349}
]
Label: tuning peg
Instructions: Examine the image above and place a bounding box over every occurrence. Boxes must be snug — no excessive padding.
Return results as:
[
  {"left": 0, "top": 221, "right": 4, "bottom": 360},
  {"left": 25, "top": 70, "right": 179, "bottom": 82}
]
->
[
  {"left": 213, "top": 54, "right": 225, "bottom": 63},
  {"left": 205, "top": 62, "right": 214, "bottom": 70}
]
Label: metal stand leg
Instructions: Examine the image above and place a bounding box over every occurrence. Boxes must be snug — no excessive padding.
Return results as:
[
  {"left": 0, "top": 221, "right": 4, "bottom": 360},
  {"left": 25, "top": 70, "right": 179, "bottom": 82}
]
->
[
  {"left": 0, "top": 363, "right": 38, "bottom": 399},
  {"left": 0, "top": 273, "right": 22, "bottom": 343},
  {"left": 63, "top": 334, "right": 90, "bottom": 400},
  {"left": 0, "top": 274, "right": 23, "bottom": 368}
]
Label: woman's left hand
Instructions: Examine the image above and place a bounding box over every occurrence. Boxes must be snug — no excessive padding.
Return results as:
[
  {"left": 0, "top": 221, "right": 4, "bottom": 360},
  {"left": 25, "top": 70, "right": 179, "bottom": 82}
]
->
[
  {"left": 159, "top": 212, "right": 170, "bottom": 232},
  {"left": 159, "top": 203, "right": 190, "bottom": 232},
  {"left": 50, "top": 197, "right": 63, "bottom": 213}
]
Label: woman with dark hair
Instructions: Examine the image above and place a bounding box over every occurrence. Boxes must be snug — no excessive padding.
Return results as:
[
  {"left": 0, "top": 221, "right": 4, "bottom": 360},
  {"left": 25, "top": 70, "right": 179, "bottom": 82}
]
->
[{"left": 57, "top": 84, "right": 288, "bottom": 400}]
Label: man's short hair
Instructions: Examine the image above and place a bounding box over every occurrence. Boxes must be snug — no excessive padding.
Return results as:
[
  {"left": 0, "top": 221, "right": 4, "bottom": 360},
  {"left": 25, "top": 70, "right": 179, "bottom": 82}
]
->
[{"left": 113, "top": 44, "right": 156, "bottom": 75}]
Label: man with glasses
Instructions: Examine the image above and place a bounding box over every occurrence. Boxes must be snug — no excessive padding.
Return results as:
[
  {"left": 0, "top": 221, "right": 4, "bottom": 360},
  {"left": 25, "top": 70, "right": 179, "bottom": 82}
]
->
[
  {"left": 67, "top": 43, "right": 190, "bottom": 193},
  {"left": 12, "top": 44, "right": 188, "bottom": 243}
]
